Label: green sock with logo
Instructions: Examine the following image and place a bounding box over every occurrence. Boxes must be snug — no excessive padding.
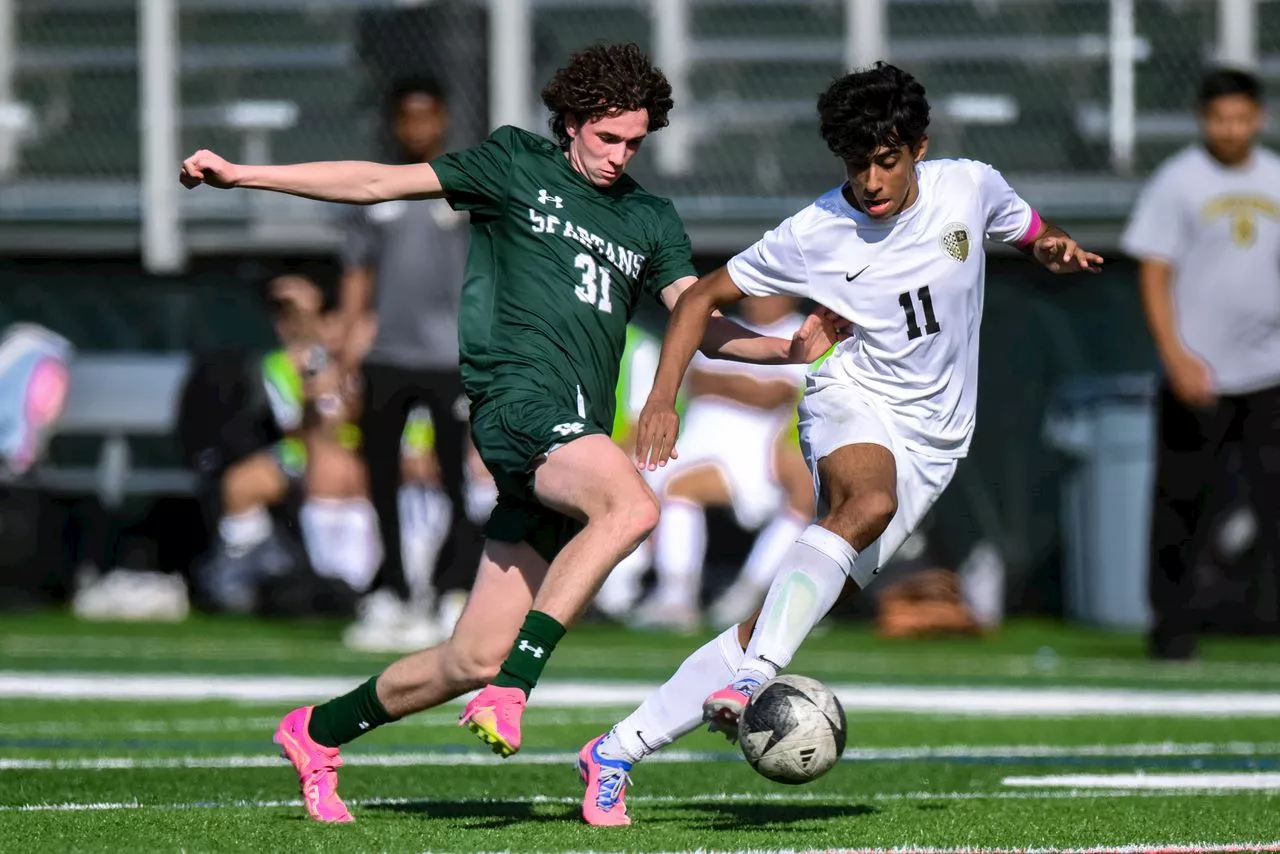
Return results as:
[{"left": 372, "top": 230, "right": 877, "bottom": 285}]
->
[
  {"left": 492, "top": 610, "right": 567, "bottom": 696},
  {"left": 307, "top": 675, "right": 397, "bottom": 748}
]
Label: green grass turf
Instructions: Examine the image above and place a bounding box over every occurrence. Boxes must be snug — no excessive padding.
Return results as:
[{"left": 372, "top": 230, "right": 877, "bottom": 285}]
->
[
  {"left": 6, "top": 611, "right": 1280, "bottom": 690},
  {"left": 2, "top": 699, "right": 1280, "bottom": 852},
  {"left": 3, "top": 613, "right": 1280, "bottom": 851}
]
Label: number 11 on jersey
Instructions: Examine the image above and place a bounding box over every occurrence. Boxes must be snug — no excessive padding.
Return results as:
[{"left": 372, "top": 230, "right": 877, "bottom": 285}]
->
[{"left": 899, "top": 286, "right": 941, "bottom": 341}]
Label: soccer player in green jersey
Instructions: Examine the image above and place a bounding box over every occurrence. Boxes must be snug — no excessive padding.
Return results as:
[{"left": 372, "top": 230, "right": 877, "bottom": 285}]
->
[{"left": 181, "top": 42, "right": 840, "bottom": 823}]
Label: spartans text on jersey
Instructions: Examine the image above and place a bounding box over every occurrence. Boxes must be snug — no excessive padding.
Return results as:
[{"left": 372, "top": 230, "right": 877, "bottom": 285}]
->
[{"left": 528, "top": 208, "right": 647, "bottom": 280}]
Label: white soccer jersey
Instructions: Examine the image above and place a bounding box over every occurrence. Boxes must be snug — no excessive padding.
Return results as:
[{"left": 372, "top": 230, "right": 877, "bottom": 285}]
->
[{"left": 727, "top": 159, "right": 1039, "bottom": 457}]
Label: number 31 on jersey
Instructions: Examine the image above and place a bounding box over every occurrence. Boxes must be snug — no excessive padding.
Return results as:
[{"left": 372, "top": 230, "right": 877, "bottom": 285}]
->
[{"left": 573, "top": 253, "right": 614, "bottom": 314}]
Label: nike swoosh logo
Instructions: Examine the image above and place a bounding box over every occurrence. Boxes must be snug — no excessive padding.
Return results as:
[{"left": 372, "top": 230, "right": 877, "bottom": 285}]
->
[{"left": 845, "top": 265, "right": 870, "bottom": 282}]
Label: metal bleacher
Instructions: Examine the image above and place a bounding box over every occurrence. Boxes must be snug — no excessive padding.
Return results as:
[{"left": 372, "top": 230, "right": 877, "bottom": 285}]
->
[
  {"left": 6, "top": 0, "right": 368, "bottom": 226},
  {"left": 6, "top": 0, "right": 1280, "bottom": 243}
]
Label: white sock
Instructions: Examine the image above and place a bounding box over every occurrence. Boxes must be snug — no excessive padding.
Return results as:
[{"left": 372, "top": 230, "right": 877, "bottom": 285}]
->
[
  {"left": 741, "top": 509, "right": 810, "bottom": 589},
  {"left": 399, "top": 486, "right": 451, "bottom": 603},
  {"left": 652, "top": 499, "right": 706, "bottom": 608},
  {"left": 300, "top": 498, "right": 383, "bottom": 592},
  {"left": 218, "top": 507, "right": 271, "bottom": 557},
  {"left": 596, "top": 538, "right": 651, "bottom": 617},
  {"left": 602, "top": 625, "right": 745, "bottom": 763},
  {"left": 398, "top": 486, "right": 429, "bottom": 600},
  {"left": 466, "top": 477, "right": 498, "bottom": 525},
  {"left": 738, "top": 524, "right": 856, "bottom": 683}
]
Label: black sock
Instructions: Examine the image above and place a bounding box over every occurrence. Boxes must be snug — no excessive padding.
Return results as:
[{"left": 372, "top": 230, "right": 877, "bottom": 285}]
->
[
  {"left": 307, "top": 675, "right": 397, "bottom": 748},
  {"left": 491, "top": 610, "right": 567, "bottom": 696}
]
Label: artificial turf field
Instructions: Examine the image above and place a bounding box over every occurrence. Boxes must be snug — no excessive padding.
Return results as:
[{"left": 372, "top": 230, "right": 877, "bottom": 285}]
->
[{"left": 2, "top": 613, "right": 1280, "bottom": 853}]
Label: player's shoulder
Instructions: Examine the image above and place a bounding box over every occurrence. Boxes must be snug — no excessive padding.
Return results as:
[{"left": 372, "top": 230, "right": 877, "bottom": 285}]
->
[
  {"left": 918, "top": 157, "right": 999, "bottom": 189},
  {"left": 612, "top": 175, "right": 685, "bottom": 228},
  {"left": 1147, "top": 145, "right": 1208, "bottom": 182},
  {"left": 488, "top": 125, "right": 559, "bottom": 158},
  {"left": 788, "top": 186, "right": 851, "bottom": 234},
  {"left": 1253, "top": 145, "right": 1280, "bottom": 172}
]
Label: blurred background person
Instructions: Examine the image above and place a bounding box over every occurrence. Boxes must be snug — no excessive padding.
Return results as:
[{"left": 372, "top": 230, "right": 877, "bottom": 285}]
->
[
  {"left": 593, "top": 323, "right": 664, "bottom": 621},
  {"left": 337, "top": 75, "right": 480, "bottom": 652},
  {"left": 170, "top": 271, "right": 378, "bottom": 618},
  {"left": 1121, "top": 67, "right": 1280, "bottom": 661},
  {"left": 631, "top": 296, "right": 812, "bottom": 633}
]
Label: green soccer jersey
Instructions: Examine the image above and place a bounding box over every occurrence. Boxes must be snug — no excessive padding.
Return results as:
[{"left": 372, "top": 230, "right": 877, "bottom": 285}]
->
[{"left": 431, "top": 126, "right": 697, "bottom": 431}]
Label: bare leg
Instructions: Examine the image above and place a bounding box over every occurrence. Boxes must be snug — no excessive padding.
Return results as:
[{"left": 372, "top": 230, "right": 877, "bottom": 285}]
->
[
  {"left": 527, "top": 434, "right": 660, "bottom": 625},
  {"left": 377, "top": 539, "right": 548, "bottom": 716}
]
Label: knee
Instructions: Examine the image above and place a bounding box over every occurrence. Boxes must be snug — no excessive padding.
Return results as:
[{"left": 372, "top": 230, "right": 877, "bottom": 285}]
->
[
  {"left": 616, "top": 489, "right": 660, "bottom": 546},
  {"left": 826, "top": 488, "right": 897, "bottom": 544},
  {"left": 442, "top": 639, "right": 503, "bottom": 690},
  {"left": 221, "top": 455, "right": 284, "bottom": 514}
]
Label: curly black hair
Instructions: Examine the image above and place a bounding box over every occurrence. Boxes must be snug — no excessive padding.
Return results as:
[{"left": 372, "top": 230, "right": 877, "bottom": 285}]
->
[
  {"left": 817, "top": 62, "right": 930, "bottom": 164},
  {"left": 541, "top": 42, "right": 673, "bottom": 147}
]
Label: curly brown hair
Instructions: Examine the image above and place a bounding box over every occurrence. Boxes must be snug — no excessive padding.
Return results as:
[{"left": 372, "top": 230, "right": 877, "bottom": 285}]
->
[{"left": 540, "top": 42, "right": 673, "bottom": 147}]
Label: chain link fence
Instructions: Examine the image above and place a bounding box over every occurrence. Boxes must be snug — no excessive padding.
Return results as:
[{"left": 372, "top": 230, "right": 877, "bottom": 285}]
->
[{"left": 2, "top": 0, "right": 1278, "bottom": 247}]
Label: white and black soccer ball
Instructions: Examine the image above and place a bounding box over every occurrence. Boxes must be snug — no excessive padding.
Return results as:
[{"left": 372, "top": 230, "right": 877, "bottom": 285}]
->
[{"left": 738, "top": 674, "right": 846, "bottom": 785}]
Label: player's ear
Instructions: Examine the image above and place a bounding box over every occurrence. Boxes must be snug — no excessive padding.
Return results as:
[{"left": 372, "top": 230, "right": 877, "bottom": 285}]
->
[
  {"left": 912, "top": 136, "right": 929, "bottom": 162},
  {"left": 564, "top": 112, "right": 582, "bottom": 140}
]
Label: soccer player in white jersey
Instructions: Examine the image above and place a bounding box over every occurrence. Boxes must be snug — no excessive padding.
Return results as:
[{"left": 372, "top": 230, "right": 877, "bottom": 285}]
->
[
  {"left": 631, "top": 295, "right": 812, "bottom": 633},
  {"left": 577, "top": 62, "right": 1103, "bottom": 827}
]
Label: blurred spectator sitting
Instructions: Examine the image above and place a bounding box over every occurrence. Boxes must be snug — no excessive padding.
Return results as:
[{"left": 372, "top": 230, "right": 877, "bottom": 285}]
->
[
  {"left": 176, "top": 270, "right": 379, "bottom": 617},
  {"left": 593, "top": 323, "right": 664, "bottom": 620},
  {"left": 631, "top": 296, "right": 814, "bottom": 633}
]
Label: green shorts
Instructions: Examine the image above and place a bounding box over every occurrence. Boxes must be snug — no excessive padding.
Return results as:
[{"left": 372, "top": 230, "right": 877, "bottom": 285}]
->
[{"left": 470, "top": 394, "right": 610, "bottom": 564}]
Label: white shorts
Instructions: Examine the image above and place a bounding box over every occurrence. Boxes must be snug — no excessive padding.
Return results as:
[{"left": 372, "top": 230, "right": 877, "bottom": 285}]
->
[
  {"left": 647, "top": 398, "right": 790, "bottom": 530},
  {"left": 798, "top": 377, "right": 958, "bottom": 587}
]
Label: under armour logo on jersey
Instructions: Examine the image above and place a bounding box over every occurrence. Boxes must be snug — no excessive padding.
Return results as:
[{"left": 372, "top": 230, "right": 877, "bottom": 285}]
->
[
  {"left": 518, "top": 640, "right": 545, "bottom": 658},
  {"left": 552, "top": 421, "right": 585, "bottom": 437},
  {"left": 537, "top": 189, "right": 563, "bottom": 208}
]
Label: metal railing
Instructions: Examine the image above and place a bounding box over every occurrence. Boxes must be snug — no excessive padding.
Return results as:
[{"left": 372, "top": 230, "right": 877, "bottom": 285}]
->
[{"left": 0, "top": 0, "right": 1273, "bottom": 266}]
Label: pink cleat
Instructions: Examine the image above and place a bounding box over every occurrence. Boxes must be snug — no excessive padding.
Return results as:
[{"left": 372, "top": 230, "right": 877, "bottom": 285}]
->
[
  {"left": 459, "top": 684, "right": 526, "bottom": 757},
  {"left": 273, "top": 706, "right": 353, "bottom": 823},
  {"left": 702, "top": 677, "right": 763, "bottom": 743},
  {"left": 578, "top": 734, "right": 632, "bottom": 826}
]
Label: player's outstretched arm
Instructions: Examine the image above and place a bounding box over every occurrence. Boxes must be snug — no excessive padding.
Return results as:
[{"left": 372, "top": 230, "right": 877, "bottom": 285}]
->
[
  {"left": 662, "top": 272, "right": 843, "bottom": 367},
  {"left": 632, "top": 272, "right": 731, "bottom": 470},
  {"left": 1022, "top": 219, "right": 1104, "bottom": 274},
  {"left": 179, "top": 149, "right": 444, "bottom": 204}
]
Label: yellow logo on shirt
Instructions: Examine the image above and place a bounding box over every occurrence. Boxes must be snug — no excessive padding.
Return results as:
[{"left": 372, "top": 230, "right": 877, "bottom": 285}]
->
[
  {"left": 1201, "top": 195, "right": 1280, "bottom": 248},
  {"left": 940, "top": 222, "right": 971, "bottom": 263}
]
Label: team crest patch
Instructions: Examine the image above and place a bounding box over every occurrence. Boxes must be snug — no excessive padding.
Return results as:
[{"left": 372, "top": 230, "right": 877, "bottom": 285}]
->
[{"left": 940, "top": 223, "right": 971, "bottom": 263}]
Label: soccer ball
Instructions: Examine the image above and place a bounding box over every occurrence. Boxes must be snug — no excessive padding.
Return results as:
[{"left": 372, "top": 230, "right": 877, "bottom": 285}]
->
[{"left": 738, "top": 674, "right": 846, "bottom": 784}]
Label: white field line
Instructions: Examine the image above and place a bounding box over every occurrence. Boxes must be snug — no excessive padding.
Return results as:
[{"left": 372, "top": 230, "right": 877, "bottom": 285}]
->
[
  {"left": 6, "top": 672, "right": 1280, "bottom": 716},
  {"left": 3, "top": 790, "right": 1279, "bottom": 813},
  {"left": 0, "top": 708, "right": 619, "bottom": 737},
  {"left": 1004, "top": 772, "right": 1280, "bottom": 790},
  {"left": 9, "top": 632, "right": 1280, "bottom": 687},
  {"left": 7, "top": 742, "right": 1280, "bottom": 771}
]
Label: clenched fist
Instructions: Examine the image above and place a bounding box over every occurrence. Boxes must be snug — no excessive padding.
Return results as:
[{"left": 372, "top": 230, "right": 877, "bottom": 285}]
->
[{"left": 180, "top": 150, "right": 240, "bottom": 190}]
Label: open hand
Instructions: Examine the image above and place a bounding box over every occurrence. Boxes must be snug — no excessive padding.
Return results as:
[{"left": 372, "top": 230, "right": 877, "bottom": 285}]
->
[
  {"left": 1165, "top": 350, "right": 1216, "bottom": 408},
  {"left": 633, "top": 396, "right": 680, "bottom": 471},
  {"left": 790, "top": 306, "right": 852, "bottom": 363},
  {"left": 180, "top": 149, "right": 241, "bottom": 190},
  {"left": 1033, "top": 235, "right": 1104, "bottom": 274}
]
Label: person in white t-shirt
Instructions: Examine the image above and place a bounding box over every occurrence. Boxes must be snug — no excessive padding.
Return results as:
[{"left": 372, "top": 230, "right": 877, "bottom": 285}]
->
[
  {"left": 631, "top": 296, "right": 813, "bottom": 633},
  {"left": 576, "top": 62, "right": 1103, "bottom": 826},
  {"left": 1121, "top": 68, "right": 1280, "bottom": 661}
]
